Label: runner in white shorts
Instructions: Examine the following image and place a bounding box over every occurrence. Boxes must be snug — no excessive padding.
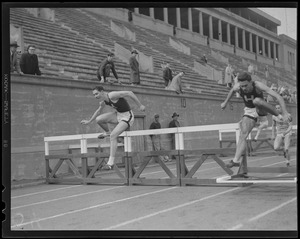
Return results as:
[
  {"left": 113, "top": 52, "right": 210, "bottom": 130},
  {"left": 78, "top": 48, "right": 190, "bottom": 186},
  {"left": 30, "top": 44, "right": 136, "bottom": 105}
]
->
[
  {"left": 272, "top": 104, "right": 293, "bottom": 166},
  {"left": 81, "top": 86, "right": 145, "bottom": 170},
  {"left": 221, "top": 72, "right": 291, "bottom": 169}
]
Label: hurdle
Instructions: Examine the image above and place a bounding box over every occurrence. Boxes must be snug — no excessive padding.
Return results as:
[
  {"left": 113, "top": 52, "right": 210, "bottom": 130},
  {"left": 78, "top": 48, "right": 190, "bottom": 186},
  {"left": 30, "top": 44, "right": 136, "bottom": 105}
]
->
[
  {"left": 175, "top": 124, "right": 251, "bottom": 187},
  {"left": 124, "top": 127, "right": 181, "bottom": 186},
  {"left": 219, "top": 125, "right": 297, "bottom": 156},
  {"left": 44, "top": 133, "right": 128, "bottom": 185},
  {"left": 216, "top": 153, "right": 297, "bottom": 184},
  {"left": 123, "top": 123, "right": 250, "bottom": 186}
]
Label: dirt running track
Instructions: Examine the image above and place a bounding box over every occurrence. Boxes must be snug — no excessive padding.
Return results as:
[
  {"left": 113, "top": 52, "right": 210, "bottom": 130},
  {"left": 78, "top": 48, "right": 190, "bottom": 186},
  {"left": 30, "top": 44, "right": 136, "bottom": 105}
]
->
[{"left": 9, "top": 147, "right": 297, "bottom": 237}]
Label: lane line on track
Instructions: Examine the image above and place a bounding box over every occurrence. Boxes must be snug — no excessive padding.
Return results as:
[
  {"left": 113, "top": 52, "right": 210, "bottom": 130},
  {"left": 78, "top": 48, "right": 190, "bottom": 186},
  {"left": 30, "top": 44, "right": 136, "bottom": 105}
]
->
[
  {"left": 11, "top": 187, "right": 176, "bottom": 228},
  {"left": 11, "top": 185, "right": 83, "bottom": 199},
  {"left": 228, "top": 197, "right": 297, "bottom": 230},
  {"left": 11, "top": 186, "right": 126, "bottom": 210},
  {"left": 11, "top": 155, "right": 289, "bottom": 208},
  {"left": 103, "top": 187, "right": 240, "bottom": 230}
]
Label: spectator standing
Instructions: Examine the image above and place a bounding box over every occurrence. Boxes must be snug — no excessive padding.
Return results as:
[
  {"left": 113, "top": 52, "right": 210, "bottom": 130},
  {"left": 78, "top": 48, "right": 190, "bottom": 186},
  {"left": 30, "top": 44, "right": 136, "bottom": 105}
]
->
[
  {"left": 169, "top": 112, "right": 180, "bottom": 159},
  {"left": 267, "top": 84, "right": 278, "bottom": 103},
  {"left": 264, "top": 65, "right": 269, "bottom": 78},
  {"left": 247, "top": 63, "right": 254, "bottom": 75},
  {"left": 162, "top": 62, "right": 173, "bottom": 88},
  {"left": 149, "top": 114, "right": 170, "bottom": 162},
  {"left": 10, "top": 40, "right": 23, "bottom": 75},
  {"left": 201, "top": 54, "right": 207, "bottom": 64},
  {"left": 224, "top": 64, "right": 233, "bottom": 88},
  {"left": 166, "top": 71, "right": 184, "bottom": 94},
  {"left": 97, "top": 53, "right": 121, "bottom": 84},
  {"left": 290, "top": 90, "right": 297, "bottom": 104},
  {"left": 129, "top": 49, "right": 140, "bottom": 85},
  {"left": 20, "top": 45, "right": 41, "bottom": 75}
]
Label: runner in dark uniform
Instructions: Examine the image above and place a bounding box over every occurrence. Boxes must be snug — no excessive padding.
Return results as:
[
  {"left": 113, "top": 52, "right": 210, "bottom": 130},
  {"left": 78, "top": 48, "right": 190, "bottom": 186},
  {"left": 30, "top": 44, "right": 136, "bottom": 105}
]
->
[
  {"left": 221, "top": 72, "right": 291, "bottom": 169},
  {"left": 81, "top": 86, "right": 145, "bottom": 170}
]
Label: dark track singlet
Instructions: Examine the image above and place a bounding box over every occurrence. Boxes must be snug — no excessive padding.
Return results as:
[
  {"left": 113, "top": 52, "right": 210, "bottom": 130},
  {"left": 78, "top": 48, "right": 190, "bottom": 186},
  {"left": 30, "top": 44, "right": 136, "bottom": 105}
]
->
[
  {"left": 104, "top": 95, "right": 131, "bottom": 113},
  {"left": 239, "top": 82, "right": 264, "bottom": 108}
]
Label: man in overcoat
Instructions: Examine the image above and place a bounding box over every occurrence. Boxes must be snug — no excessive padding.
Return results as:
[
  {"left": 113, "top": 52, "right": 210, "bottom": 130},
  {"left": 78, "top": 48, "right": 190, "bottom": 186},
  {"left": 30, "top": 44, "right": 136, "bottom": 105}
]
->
[{"left": 129, "top": 49, "right": 140, "bottom": 85}]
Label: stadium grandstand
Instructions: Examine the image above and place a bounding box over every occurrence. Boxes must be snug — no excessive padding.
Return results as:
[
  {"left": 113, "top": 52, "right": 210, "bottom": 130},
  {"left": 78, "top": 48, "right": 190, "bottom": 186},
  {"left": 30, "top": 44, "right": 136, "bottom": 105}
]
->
[{"left": 8, "top": 7, "right": 296, "bottom": 181}]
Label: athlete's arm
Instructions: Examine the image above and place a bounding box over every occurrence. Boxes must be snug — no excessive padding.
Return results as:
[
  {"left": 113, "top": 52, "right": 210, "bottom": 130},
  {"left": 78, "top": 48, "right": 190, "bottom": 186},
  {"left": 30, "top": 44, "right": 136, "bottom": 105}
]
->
[
  {"left": 255, "top": 81, "right": 291, "bottom": 121},
  {"left": 80, "top": 101, "right": 105, "bottom": 124},
  {"left": 221, "top": 84, "right": 239, "bottom": 110},
  {"left": 283, "top": 116, "right": 293, "bottom": 136},
  {"left": 271, "top": 117, "right": 276, "bottom": 139}
]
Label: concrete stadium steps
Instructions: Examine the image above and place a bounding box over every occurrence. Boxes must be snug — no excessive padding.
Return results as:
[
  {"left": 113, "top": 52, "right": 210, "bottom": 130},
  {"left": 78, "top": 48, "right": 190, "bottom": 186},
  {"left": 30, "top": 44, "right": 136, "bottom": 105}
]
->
[
  {"left": 78, "top": 10, "right": 214, "bottom": 80},
  {"left": 53, "top": 8, "right": 224, "bottom": 93}
]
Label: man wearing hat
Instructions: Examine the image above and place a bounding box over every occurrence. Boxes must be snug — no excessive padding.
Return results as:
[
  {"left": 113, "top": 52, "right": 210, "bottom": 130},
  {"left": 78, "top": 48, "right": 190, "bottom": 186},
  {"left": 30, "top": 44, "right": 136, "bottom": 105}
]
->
[
  {"left": 129, "top": 49, "right": 140, "bottom": 85},
  {"left": 221, "top": 72, "right": 291, "bottom": 169},
  {"left": 169, "top": 112, "right": 180, "bottom": 159},
  {"left": 10, "top": 40, "right": 23, "bottom": 75},
  {"left": 97, "top": 53, "right": 121, "bottom": 84},
  {"left": 149, "top": 114, "right": 170, "bottom": 162}
]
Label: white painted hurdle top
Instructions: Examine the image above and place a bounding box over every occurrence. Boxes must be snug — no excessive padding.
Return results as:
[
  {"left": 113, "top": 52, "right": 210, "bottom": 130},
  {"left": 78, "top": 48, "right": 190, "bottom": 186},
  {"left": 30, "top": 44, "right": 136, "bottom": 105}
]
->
[{"left": 44, "top": 123, "right": 240, "bottom": 155}]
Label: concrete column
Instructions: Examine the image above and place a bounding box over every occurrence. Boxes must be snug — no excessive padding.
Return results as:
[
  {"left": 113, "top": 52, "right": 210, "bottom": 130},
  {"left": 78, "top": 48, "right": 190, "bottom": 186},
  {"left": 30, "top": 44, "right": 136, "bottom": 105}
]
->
[
  {"left": 249, "top": 32, "right": 253, "bottom": 52},
  {"left": 163, "top": 8, "right": 168, "bottom": 23},
  {"left": 242, "top": 29, "right": 246, "bottom": 50},
  {"left": 209, "top": 15, "right": 213, "bottom": 39},
  {"left": 268, "top": 40, "right": 271, "bottom": 58},
  {"left": 235, "top": 26, "right": 238, "bottom": 48},
  {"left": 188, "top": 8, "right": 192, "bottom": 31},
  {"left": 199, "top": 11, "right": 203, "bottom": 35},
  {"left": 273, "top": 42, "right": 277, "bottom": 59},
  {"left": 256, "top": 35, "right": 259, "bottom": 54},
  {"left": 218, "top": 19, "right": 222, "bottom": 41},
  {"left": 176, "top": 8, "right": 181, "bottom": 28},
  {"left": 227, "top": 22, "right": 230, "bottom": 44},
  {"left": 150, "top": 8, "right": 154, "bottom": 18},
  {"left": 134, "top": 8, "right": 139, "bottom": 14},
  {"left": 262, "top": 38, "right": 265, "bottom": 56}
]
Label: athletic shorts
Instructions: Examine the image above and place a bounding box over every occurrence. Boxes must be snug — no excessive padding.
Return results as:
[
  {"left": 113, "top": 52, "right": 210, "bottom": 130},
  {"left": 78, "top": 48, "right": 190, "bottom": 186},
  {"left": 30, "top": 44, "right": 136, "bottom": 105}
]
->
[
  {"left": 255, "top": 115, "right": 269, "bottom": 128},
  {"left": 243, "top": 107, "right": 259, "bottom": 121},
  {"left": 117, "top": 110, "right": 134, "bottom": 127}
]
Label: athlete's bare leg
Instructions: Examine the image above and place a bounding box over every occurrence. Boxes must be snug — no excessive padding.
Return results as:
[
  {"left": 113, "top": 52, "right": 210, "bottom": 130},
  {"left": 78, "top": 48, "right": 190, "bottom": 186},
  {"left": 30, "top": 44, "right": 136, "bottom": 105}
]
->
[{"left": 226, "top": 116, "right": 256, "bottom": 168}]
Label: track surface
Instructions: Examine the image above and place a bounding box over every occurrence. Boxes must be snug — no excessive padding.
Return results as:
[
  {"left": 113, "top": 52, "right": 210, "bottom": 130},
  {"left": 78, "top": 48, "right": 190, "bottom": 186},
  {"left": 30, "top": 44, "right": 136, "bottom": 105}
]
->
[{"left": 10, "top": 148, "right": 297, "bottom": 233}]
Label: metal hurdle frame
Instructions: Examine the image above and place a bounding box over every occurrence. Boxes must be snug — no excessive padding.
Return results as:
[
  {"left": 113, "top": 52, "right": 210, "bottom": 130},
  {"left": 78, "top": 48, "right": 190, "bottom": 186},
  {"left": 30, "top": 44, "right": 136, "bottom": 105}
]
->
[{"left": 44, "top": 133, "right": 128, "bottom": 185}]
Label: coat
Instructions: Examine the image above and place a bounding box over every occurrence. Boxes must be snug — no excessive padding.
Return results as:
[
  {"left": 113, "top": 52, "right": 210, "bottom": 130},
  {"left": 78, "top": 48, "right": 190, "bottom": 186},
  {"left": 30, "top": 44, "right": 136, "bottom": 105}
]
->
[
  {"left": 129, "top": 56, "right": 140, "bottom": 84},
  {"left": 20, "top": 53, "right": 41, "bottom": 75},
  {"left": 163, "top": 67, "right": 173, "bottom": 85},
  {"left": 224, "top": 66, "right": 232, "bottom": 84},
  {"left": 10, "top": 51, "right": 22, "bottom": 74},
  {"left": 166, "top": 73, "right": 183, "bottom": 94}
]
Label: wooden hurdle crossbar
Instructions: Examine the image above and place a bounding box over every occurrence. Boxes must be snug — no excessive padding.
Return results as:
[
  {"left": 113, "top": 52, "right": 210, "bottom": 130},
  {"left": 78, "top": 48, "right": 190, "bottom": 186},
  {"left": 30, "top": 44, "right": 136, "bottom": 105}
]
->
[{"left": 44, "top": 133, "right": 128, "bottom": 185}]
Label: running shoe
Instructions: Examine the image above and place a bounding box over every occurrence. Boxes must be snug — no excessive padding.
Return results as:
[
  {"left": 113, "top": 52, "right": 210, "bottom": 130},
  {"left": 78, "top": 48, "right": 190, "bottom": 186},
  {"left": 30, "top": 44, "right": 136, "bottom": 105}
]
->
[
  {"left": 102, "top": 164, "right": 113, "bottom": 170},
  {"left": 98, "top": 132, "right": 110, "bottom": 139},
  {"left": 226, "top": 160, "right": 240, "bottom": 168}
]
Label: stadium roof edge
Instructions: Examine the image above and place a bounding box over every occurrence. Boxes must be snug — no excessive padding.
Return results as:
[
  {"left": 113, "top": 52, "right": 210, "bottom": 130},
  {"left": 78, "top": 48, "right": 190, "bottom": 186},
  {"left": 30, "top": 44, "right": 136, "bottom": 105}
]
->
[{"left": 248, "top": 8, "right": 281, "bottom": 26}]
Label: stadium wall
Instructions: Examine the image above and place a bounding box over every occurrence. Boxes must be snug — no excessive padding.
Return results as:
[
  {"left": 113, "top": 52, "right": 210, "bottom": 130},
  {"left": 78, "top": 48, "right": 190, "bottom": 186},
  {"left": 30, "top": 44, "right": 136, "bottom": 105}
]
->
[{"left": 10, "top": 75, "right": 297, "bottom": 180}]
